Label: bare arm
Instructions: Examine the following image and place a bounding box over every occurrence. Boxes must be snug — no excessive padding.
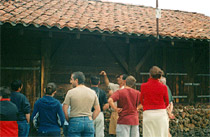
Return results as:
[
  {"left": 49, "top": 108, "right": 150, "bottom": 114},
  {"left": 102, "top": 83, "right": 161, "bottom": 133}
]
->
[
  {"left": 103, "top": 103, "right": 109, "bottom": 111},
  {"left": 25, "top": 113, "right": 30, "bottom": 123},
  {"left": 108, "top": 98, "right": 122, "bottom": 113},
  {"left": 167, "top": 102, "right": 173, "bottom": 114},
  {"left": 62, "top": 104, "right": 69, "bottom": 122},
  {"left": 137, "top": 104, "right": 143, "bottom": 111},
  {"left": 92, "top": 105, "right": 100, "bottom": 120},
  {"left": 100, "top": 71, "right": 110, "bottom": 86},
  {"left": 108, "top": 90, "right": 113, "bottom": 96}
]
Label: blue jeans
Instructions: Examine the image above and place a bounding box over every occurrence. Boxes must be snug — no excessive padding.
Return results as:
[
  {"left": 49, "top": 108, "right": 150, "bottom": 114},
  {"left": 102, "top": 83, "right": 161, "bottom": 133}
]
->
[
  {"left": 17, "top": 120, "right": 30, "bottom": 137},
  {"left": 63, "top": 125, "right": 68, "bottom": 137},
  {"left": 38, "top": 131, "right": 60, "bottom": 137},
  {"left": 68, "top": 116, "right": 94, "bottom": 137}
]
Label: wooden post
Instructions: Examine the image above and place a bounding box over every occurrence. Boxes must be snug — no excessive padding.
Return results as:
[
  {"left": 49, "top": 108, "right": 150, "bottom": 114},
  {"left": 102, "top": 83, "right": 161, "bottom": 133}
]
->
[
  {"left": 162, "top": 44, "right": 167, "bottom": 73},
  {"left": 41, "top": 56, "right": 44, "bottom": 97},
  {"left": 41, "top": 38, "right": 52, "bottom": 97},
  {"left": 188, "top": 42, "right": 195, "bottom": 104},
  {"left": 32, "top": 70, "right": 36, "bottom": 111},
  {"left": 0, "top": 26, "right": 1, "bottom": 85}
]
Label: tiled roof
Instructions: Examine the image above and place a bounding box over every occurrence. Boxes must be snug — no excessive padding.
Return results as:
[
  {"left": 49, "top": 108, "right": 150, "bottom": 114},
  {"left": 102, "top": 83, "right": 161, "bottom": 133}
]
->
[{"left": 0, "top": 0, "right": 210, "bottom": 39}]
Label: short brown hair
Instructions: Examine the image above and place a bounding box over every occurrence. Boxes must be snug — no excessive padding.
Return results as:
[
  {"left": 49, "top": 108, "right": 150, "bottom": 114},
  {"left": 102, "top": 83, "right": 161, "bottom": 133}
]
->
[
  {"left": 126, "top": 76, "right": 136, "bottom": 88},
  {"left": 149, "top": 66, "right": 164, "bottom": 79}
]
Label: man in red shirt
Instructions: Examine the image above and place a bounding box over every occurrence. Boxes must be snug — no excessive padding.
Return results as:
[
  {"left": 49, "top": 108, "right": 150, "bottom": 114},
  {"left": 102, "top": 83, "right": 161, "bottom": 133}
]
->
[{"left": 108, "top": 76, "right": 141, "bottom": 137}]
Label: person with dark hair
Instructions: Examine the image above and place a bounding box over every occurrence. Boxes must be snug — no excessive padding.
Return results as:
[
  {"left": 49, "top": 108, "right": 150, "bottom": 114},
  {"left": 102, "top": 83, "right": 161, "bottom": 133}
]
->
[
  {"left": 100, "top": 71, "right": 128, "bottom": 136},
  {"left": 31, "top": 82, "right": 65, "bottom": 137},
  {"left": 140, "top": 66, "right": 169, "bottom": 137},
  {"left": 108, "top": 76, "right": 141, "bottom": 137},
  {"left": 0, "top": 86, "right": 18, "bottom": 137},
  {"left": 10, "top": 80, "right": 31, "bottom": 137},
  {"left": 90, "top": 76, "right": 109, "bottom": 137},
  {"left": 63, "top": 71, "right": 100, "bottom": 137}
]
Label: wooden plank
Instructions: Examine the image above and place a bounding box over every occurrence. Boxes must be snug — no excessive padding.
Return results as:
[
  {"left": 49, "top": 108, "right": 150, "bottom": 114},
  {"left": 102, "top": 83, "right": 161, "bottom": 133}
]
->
[{"left": 50, "top": 66, "right": 124, "bottom": 75}]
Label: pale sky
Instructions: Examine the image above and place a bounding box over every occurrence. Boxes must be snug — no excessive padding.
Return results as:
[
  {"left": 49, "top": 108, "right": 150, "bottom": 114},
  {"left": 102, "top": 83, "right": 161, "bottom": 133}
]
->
[{"left": 103, "top": 0, "right": 210, "bottom": 17}]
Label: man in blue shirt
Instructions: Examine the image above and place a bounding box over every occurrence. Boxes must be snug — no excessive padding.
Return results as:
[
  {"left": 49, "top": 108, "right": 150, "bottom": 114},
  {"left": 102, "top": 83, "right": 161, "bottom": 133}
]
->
[
  {"left": 90, "top": 76, "right": 109, "bottom": 137},
  {"left": 10, "top": 80, "right": 30, "bottom": 137}
]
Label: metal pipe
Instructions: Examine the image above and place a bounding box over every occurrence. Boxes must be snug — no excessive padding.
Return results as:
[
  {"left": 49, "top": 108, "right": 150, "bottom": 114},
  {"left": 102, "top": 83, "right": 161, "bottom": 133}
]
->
[{"left": 156, "top": 0, "right": 159, "bottom": 39}]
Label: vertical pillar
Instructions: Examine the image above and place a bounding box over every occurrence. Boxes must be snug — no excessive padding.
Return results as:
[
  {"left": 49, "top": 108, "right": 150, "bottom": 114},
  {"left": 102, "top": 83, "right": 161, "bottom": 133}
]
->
[
  {"left": 40, "top": 38, "right": 52, "bottom": 97},
  {"left": 162, "top": 44, "right": 167, "bottom": 74},
  {"left": 0, "top": 26, "right": 2, "bottom": 85},
  {"left": 188, "top": 42, "right": 195, "bottom": 104}
]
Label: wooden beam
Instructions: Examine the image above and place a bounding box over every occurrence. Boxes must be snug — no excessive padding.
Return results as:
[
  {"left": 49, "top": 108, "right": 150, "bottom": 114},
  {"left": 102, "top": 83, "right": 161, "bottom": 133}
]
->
[
  {"left": 136, "top": 45, "right": 155, "bottom": 72},
  {"left": 104, "top": 42, "right": 129, "bottom": 73},
  {"left": 50, "top": 37, "right": 71, "bottom": 62},
  {"left": 3, "top": 24, "right": 209, "bottom": 43},
  {"left": 128, "top": 43, "right": 136, "bottom": 75}
]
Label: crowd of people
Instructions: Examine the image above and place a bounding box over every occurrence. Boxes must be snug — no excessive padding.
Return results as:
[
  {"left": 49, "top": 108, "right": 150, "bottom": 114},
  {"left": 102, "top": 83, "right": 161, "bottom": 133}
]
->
[{"left": 0, "top": 66, "right": 174, "bottom": 137}]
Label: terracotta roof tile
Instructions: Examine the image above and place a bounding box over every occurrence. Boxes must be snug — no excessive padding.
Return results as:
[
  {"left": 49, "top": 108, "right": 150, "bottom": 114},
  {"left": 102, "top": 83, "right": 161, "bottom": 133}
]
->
[{"left": 0, "top": 0, "right": 210, "bottom": 39}]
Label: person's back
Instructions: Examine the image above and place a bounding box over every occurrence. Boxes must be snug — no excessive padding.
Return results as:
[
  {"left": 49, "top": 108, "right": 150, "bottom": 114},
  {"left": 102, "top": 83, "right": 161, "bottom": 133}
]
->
[
  {"left": 10, "top": 91, "right": 30, "bottom": 121},
  {"left": 115, "top": 88, "right": 140, "bottom": 125},
  {"left": 109, "top": 76, "right": 141, "bottom": 137},
  {"left": 32, "top": 82, "right": 65, "bottom": 137},
  {"left": 140, "top": 66, "right": 169, "bottom": 137},
  {"left": 10, "top": 80, "right": 30, "bottom": 137},
  {"left": 0, "top": 87, "right": 19, "bottom": 137},
  {"left": 67, "top": 86, "right": 98, "bottom": 117},
  {"left": 90, "top": 76, "right": 109, "bottom": 137},
  {"left": 33, "top": 96, "right": 64, "bottom": 130},
  {"left": 141, "top": 79, "right": 168, "bottom": 111},
  {"left": 91, "top": 87, "right": 107, "bottom": 109},
  {"left": 100, "top": 71, "right": 128, "bottom": 136},
  {"left": 118, "top": 88, "right": 140, "bottom": 114},
  {"left": 63, "top": 72, "right": 100, "bottom": 137},
  {"left": 0, "top": 99, "right": 18, "bottom": 121}
]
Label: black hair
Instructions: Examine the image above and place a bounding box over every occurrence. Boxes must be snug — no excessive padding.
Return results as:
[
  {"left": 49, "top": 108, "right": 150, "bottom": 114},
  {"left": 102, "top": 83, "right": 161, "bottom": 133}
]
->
[
  {"left": 116, "top": 74, "right": 128, "bottom": 80},
  {"left": 45, "top": 83, "right": 57, "bottom": 95},
  {"left": 0, "top": 86, "right": 11, "bottom": 98},
  {"left": 11, "top": 80, "right": 22, "bottom": 91},
  {"left": 90, "top": 76, "right": 100, "bottom": 85},
  {"left": 72, "top": 71, "right": 86, "bottom": 84},
  {"left": 122, "top": 74, "right": 128, "bottom": 80}
]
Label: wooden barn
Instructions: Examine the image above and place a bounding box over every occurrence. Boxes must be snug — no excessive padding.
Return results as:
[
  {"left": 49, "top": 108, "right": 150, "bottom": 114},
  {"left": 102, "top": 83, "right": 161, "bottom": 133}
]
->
[{"left": 0, "top": 0, "right": 209, "bottom": 110}]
